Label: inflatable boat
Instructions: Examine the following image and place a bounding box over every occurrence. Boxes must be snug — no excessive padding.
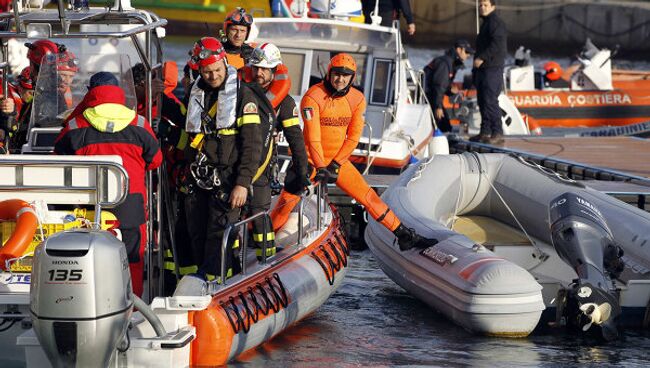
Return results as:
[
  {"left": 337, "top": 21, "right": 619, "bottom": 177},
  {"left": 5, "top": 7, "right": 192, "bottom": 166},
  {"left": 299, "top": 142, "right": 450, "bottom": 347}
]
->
[{"left": 365, "top": 152, "right": 650, "bottom": 340}]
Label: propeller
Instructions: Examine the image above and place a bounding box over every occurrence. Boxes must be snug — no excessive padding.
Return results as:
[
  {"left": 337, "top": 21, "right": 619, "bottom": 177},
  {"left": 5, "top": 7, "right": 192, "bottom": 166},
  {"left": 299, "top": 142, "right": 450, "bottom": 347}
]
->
[{"left": 579, "top": 302, "right": 612, "bottom": 332}]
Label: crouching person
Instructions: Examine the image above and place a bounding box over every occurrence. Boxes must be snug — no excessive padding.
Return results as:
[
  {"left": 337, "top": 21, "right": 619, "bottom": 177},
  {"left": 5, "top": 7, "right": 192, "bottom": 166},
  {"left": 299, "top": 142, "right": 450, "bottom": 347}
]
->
[{"left": 54, "top": 72, "right": 162, "bottom": 297}]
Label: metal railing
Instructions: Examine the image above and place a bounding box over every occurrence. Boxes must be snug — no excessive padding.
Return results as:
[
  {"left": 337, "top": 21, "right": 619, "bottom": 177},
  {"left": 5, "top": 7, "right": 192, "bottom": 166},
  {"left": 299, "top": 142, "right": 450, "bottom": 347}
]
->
[
  {"left": 217, "top": 182, "right": 329, "bottom": 286},
  {"left": 0, "top": 157, "right": 129, "bottom": 224}
]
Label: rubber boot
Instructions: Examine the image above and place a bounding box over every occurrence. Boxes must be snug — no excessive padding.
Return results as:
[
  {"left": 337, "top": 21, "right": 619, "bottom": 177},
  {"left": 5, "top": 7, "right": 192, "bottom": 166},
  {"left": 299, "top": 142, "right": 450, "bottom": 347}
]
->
[{"left": 393, "top": 224, "right": 439, "bottom": 251}]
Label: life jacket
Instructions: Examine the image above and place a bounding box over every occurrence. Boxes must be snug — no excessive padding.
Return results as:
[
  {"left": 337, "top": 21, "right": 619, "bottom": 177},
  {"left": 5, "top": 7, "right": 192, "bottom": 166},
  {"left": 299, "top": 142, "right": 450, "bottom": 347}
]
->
[
  {"left": 240, "top": 63, "right": 291, "bottom": 109},
  {"left": 185, "top": 66, "right": 239, "bottom": 135}
]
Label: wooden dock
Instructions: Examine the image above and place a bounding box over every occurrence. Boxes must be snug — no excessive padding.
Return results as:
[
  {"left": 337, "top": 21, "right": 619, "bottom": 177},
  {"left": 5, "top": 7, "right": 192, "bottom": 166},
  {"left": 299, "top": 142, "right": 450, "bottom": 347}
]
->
[{"left": 450, "top": 136, "right": 650, "bottom": 184}]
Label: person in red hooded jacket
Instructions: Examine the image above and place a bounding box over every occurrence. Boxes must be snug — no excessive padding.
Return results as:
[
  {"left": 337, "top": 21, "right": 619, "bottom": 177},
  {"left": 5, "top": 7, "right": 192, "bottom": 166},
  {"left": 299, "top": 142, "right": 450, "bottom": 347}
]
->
[{"left": 54, "top": 72, "right": 163, "bottom": 297}]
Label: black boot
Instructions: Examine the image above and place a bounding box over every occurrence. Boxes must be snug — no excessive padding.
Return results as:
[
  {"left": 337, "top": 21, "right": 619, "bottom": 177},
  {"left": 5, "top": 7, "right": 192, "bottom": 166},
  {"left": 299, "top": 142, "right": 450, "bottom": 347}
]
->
[{"left": 393, "top": 224, "right": 438, "bottom": 251}]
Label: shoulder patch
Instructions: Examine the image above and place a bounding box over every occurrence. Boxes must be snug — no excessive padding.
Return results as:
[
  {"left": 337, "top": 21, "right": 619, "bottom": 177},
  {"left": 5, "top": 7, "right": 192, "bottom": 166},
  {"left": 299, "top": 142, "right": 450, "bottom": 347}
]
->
[
  {"left": 302, "top": 107, "right": 313, "bottom": 121},
  {"left": 292, "top": 105, "right": 299, "bottom": 117},
  {"left": 243, "top": 102, "right": 258, "bottom": 114}
]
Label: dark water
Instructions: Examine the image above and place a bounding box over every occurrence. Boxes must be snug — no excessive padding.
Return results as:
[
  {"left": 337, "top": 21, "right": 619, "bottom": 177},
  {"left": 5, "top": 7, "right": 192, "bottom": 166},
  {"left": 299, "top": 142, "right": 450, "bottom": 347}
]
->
[{"left": 231, "top": 250, "right": 650, "bottom": 367}]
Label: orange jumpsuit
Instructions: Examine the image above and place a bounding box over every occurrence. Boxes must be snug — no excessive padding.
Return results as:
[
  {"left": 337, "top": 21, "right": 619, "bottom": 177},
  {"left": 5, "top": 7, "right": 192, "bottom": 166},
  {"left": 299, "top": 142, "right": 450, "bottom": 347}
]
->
[{"left": 270, "top": 81, "right": 401, "bottom": 232}]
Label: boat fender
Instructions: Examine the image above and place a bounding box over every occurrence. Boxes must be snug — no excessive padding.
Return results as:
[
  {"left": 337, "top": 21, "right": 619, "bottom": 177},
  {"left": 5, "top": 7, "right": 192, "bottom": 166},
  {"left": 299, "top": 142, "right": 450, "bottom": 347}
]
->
[
  {"left": 428, "top": 128, "right": 449, "bottom": 156},
  {"left": 0, "top": 199, "right": 38, "bottom": 270}
]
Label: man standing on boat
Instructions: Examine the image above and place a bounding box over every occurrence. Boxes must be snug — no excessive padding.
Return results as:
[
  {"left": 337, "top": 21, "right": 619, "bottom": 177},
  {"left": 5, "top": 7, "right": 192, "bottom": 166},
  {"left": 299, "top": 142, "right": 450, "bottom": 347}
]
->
[
  {"left": 424, "top": 39, "right": 474, "bottom": 133},
  {"left": 54, "top": 71, "right": 163, "bottom": 297},
  {"left": 470, "top": 0, "right": 507, "bottom": 145},
  {"left": 182, "top": 37, "right": 262, "bottom": 282},
  {"left": 222, "top": 7, "right": 255, "bottom": 70},
  {"left": 296, "top": 53, "right": 437, "bottom": 251},
  {"left": 246, "top": 43, "right": 310, "bottom": 257}
]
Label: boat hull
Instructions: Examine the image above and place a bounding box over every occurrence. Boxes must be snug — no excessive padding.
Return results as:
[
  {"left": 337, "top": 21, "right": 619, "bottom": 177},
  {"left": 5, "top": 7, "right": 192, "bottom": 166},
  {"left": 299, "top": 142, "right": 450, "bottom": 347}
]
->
[
  {"left": 365, "top": 152, "right": 650, "bottom": 336},
  {"left": 508, "top": 88, "right": 650, "bottom": 128}
]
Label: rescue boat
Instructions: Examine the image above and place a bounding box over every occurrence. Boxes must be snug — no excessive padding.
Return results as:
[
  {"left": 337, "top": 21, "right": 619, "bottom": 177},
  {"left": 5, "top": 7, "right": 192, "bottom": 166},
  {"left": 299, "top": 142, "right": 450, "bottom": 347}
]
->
[
  {"left": 365, "top": 152, "right": 650, "bottom": 339},
  {"left": 249, "top": 1, "right": 435, "bottom": 173},
  {"left": 505, "top": 42, "right": 650, "bottom": 128},
  {"left": 0, "top": 2, "right": 349, "bottom": 366}
]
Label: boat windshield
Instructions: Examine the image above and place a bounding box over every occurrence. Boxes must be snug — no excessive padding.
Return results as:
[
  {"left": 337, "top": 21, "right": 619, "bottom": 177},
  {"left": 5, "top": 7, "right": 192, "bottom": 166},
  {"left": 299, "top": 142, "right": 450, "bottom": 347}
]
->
[
  {"left": 253, "top": 19, "right": 397, "bottom": 52},
  {"left": 29, "top": 43, "right": 137, "bottom": 130}
]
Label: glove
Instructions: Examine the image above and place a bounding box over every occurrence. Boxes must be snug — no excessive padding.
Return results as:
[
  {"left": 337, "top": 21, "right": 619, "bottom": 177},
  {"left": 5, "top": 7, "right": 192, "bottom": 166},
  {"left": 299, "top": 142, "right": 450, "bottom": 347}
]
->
[
  {"left": 313, "top": 168, "right": 329, "bottom": 187},
  {"left": 300, "top": 172, "right": 312, "bottom": 188},
  {"left": 326, "top": 161, "right": 341, "bottom": 184}
]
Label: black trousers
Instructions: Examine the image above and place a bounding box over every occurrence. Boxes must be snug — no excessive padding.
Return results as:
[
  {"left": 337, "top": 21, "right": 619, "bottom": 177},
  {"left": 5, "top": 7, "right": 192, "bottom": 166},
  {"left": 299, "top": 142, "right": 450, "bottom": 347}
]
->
[
  {"left": 184, "top": 187, "right": 240, "bottom": 278},
  {"left": 475, "top": 67, "right": 504, "bottom": 136},
  {"left": 249, "top": 175, "right": 274, "bottom": 250}
]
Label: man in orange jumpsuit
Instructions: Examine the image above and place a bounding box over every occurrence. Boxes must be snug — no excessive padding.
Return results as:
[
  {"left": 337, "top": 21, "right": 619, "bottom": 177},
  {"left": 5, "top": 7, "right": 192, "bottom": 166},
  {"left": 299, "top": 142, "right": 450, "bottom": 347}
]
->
[{"left": 273, "top": 53, "right": 437, "bottom": 251}]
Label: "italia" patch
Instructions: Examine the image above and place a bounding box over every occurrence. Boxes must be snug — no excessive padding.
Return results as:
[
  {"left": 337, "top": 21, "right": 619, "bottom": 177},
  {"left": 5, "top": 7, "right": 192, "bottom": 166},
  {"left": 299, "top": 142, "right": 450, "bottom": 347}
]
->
[{"left": 302, "top": 107, "right": 313, "bottom": 121}]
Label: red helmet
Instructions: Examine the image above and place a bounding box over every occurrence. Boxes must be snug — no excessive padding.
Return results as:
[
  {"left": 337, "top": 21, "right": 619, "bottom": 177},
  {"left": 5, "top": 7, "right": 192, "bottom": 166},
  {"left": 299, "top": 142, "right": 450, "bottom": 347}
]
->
[
  {"left": 17, "top": 66, "right": 33, "bottom": 89},
  {"left": 223, "top": 7, "right": 253, "bottom": 39},
  {"left": 190, "top": 37, "right": 226, "bottom": 68},
  {"left": 544, "top": 61, "right": 562, "bottom": 81},
  {"left": 328, "top": 53, "right": 357, "bottom": 76},
  {"left": 25, "top": 39, "right": 59, "bottom": 66},
  {"left": 57, "top": 50, "right": 79, "bottom": 72}
]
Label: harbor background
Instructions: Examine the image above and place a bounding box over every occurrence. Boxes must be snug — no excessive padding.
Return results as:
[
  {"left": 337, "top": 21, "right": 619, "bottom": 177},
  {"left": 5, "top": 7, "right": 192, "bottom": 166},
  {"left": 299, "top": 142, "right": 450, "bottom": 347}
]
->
[{"left": 133, "top": 0, "right": 650, "bottom": 59}]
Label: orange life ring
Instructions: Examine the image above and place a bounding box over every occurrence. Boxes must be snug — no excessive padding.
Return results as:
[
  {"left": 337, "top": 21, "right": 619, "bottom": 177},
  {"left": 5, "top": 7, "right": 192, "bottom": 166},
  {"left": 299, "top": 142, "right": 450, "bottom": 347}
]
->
[
  {"left": 0, "top": 199, "right": 38, "bottom": 270},
  {"left": 240, "top": 63, "right": 291, "bottom": 109}
]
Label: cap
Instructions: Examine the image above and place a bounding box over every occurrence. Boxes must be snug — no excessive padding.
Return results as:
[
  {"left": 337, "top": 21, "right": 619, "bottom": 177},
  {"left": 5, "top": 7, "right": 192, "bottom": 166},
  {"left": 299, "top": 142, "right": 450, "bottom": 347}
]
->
[
  {"left": 89, "top": 72, "right": 119, "bottom": 89},
  {"left": 454, "top": 39, "right": 475, "bottom": 54}
]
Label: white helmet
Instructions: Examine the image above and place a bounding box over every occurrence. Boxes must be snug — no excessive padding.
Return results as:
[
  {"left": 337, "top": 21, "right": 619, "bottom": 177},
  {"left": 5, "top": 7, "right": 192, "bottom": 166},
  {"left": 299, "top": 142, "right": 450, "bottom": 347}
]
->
[{"left": 249, "top": 43, "right": 282, "bottom": 69}]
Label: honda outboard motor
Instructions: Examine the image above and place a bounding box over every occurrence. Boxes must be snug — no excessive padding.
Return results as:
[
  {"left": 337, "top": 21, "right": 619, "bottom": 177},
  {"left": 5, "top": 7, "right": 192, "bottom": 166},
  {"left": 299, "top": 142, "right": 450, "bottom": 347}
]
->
[
  {"left": 30, "top": 229, "right": 133, "bottom": 367},
  {"left": 549, "top": 192, "right": 623, "bottom": 341}
]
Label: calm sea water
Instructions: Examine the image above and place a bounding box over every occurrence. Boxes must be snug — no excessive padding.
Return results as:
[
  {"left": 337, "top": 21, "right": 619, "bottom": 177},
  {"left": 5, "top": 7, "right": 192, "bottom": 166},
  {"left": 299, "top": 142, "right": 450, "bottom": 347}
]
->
[{"left": 230, "top": 250, "right": 650, "bottom": 367}]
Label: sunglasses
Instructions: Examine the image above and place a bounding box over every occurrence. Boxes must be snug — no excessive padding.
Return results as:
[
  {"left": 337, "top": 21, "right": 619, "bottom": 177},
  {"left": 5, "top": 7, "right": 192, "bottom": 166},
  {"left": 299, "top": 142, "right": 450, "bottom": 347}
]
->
[
  {"left": 191, "top": 48, "right": 224, "bottom": 63},
  {"left": 228, "top": 9, "right": 253, "bottom": 26},
  {"left": 248, "top": 48, "right": 267, "bottom": 65}
]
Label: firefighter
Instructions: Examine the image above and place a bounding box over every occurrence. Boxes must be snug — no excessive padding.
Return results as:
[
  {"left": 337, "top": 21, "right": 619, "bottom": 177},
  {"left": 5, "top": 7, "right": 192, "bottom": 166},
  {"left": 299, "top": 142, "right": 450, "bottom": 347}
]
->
[
  {"left": 222, "top": 7, "right": 255, "bottom": 70},
  {"left": 54, "top": 71, "right": 163, "bottom": 297},
  {"left": 247, "top": 43, "right": 309, "bottom": 258},
  {"left": 181, "top": 37, "right": 263, "bottom": 281}
]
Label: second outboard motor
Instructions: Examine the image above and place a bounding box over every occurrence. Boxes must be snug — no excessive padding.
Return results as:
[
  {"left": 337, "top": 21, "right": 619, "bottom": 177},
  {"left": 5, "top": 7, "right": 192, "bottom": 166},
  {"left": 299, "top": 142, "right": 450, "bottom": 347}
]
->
[
  {"left": 30, "top": 229, "right": 133, "bottom": 367},
  {"left": 549, "top": 192, "right": 623, "bottom": 341}
]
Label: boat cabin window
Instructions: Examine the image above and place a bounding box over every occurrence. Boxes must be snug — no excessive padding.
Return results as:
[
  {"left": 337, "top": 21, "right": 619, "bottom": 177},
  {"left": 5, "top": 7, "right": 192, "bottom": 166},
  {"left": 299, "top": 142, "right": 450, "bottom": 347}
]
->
[
  {"left": 281, "top": 51, "right": 307, "bottom": 97},
  {"left": 369, "top": 58, "right": 393, "bottom": 106},
  {"left": 308, "top": 51, "right": 366, "bottom": 91}
]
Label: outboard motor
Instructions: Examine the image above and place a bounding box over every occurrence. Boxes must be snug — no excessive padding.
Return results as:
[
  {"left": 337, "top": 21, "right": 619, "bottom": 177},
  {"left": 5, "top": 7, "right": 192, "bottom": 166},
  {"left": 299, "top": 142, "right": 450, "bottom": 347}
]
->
[
  {"left": 549, "top": 192, "right": 623, "bottom": 341},
  {"left": 30, "top": 229, "right": 133, "bottom": 367}
]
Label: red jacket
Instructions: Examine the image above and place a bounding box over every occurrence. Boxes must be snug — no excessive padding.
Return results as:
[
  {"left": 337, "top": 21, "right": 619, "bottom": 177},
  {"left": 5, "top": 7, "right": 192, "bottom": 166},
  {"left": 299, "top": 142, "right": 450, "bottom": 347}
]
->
[{"left": 55, "top": 85, "right": 162, "bottom": 227}]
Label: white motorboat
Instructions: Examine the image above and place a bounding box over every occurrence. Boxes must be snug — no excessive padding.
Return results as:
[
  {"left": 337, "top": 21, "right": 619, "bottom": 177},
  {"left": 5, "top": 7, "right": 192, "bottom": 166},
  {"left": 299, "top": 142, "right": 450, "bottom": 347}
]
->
[
  {"left": 365, "top": 152, "right": 650, "bottom": 340},
  {"left": 0, "top": 2, "right": 349, "bottom": 366},
  {"left": 250, "top": 2, "right": 434, "bottom": 173}
]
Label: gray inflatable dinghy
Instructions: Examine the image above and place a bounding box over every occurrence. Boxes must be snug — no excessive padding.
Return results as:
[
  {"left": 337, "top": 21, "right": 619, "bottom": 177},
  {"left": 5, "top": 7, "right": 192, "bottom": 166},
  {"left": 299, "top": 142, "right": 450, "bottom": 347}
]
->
[{"left": 365, "top": 152, "right": 650, "bottom": 340}]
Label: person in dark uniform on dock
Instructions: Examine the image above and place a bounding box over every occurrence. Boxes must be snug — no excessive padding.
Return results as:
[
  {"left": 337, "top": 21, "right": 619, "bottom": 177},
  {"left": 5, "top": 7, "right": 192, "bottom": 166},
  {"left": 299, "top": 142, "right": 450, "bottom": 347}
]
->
[
  {"left": 424, "top": 39, "right": 474, "bottom": 133},
  {"left": 362, "top": 0, "right": 416, "bottom": 35},
  {"left": 470, "top": 0, "right": 507, "bottom": 145}
]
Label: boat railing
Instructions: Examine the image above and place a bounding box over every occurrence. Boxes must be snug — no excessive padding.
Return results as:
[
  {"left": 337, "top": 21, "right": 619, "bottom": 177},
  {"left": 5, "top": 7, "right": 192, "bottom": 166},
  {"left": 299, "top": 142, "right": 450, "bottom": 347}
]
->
[
  {"left": 217, "top": 182, "right": 329, "bottom": 286},
  {"left": 405, "top": 58, "right": 438, "bottom": 130},
  {"left": 0, "top": 156, "right": 129, "bottom": 224}
]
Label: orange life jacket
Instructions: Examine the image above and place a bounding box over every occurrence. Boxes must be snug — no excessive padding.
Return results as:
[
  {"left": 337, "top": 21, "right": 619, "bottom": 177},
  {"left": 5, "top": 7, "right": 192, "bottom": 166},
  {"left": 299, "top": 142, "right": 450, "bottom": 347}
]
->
[{"left": 240, "top": 64, "right": 291, "bottom": 109}]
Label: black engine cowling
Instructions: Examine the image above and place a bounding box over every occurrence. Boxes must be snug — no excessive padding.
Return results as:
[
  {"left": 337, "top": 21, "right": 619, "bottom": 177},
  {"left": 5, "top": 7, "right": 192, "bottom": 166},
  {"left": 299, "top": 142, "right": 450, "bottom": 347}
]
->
[{"left": 549, "top": 192, "right": 623, "bottom": 340}]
